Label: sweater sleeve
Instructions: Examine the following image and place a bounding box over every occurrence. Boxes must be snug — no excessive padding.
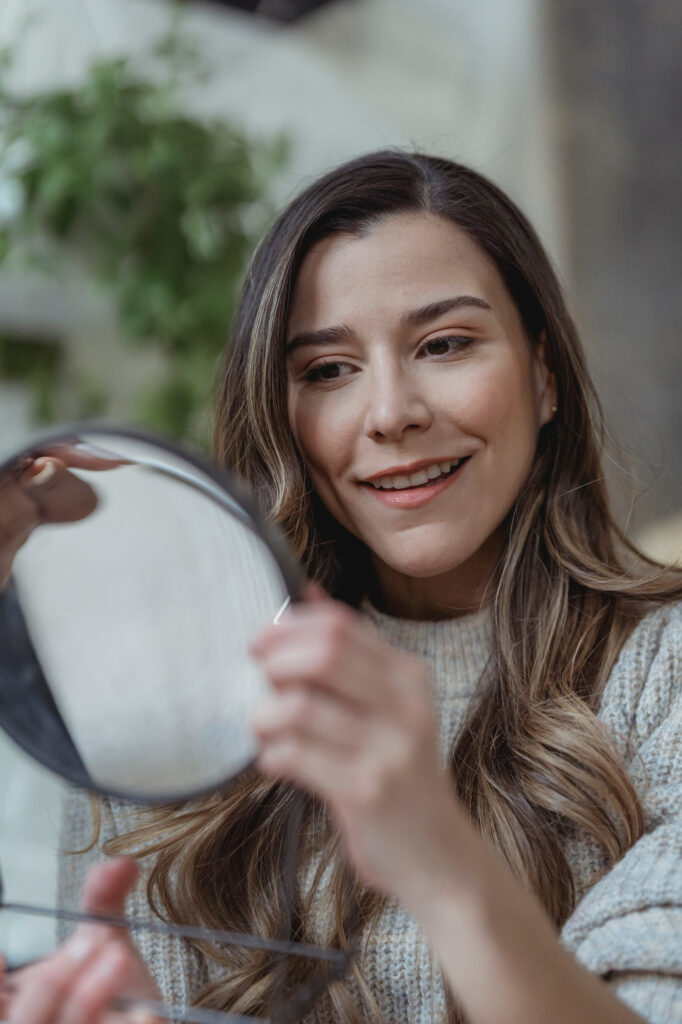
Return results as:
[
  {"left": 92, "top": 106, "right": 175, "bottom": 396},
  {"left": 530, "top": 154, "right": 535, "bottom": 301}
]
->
[
  {"left": 561, "top": 602, "right": 682, "bottom": 1024},
  {"left": 57, "top": 784, "right": 210, "bottom": 1015}
]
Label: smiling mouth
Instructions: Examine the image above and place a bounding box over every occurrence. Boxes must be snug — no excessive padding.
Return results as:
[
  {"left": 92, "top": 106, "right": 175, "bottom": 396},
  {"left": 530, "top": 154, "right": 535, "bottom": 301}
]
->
[{"left": 363, "top": 457, "right": 470, "bottom": 491}]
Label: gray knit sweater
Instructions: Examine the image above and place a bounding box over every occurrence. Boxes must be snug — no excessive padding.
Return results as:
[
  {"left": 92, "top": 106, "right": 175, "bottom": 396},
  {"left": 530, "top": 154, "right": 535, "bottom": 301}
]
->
[{"left": 57, "top": 601, "right": 682, "bottom": 1023}]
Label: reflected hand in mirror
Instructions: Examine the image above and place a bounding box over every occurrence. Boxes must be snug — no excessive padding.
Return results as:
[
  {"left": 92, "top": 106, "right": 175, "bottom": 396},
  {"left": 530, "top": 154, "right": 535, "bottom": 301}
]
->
[{"left": 0, "top": 443, "right": 129, "bottom": 592}]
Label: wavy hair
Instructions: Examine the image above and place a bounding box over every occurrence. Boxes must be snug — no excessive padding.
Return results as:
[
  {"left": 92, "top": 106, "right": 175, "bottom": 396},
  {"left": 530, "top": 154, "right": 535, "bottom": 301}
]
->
[{"left": 103, "top": 151, "right": 682, "bottom": 1021}]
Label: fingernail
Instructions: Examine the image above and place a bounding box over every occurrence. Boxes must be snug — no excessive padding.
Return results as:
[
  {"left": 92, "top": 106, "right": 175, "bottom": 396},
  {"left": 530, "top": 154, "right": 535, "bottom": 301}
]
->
[
  {"left": 25, "top": 461, "right": 56, "bottom": 486},
  {"left": 65, "top": 933, "right": 95, "bottom": 962}
]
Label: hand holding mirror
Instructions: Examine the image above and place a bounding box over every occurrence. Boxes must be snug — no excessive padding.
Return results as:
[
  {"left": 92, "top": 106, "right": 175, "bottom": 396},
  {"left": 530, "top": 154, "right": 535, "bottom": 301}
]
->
[{"left": 0, "top": 425, "right": 352, "bottom": 1024}]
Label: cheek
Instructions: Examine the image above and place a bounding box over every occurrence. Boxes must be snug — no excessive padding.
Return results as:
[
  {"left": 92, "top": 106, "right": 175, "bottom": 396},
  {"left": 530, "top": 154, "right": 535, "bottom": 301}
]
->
[
  {"left": 287, "top": 388, "right": 356, "bottom": 482},
  {"left": 476, "top": 366, "right": 543, "bottom": 512},
  {"left": 438, "top": 356, "right": 536, "bottom": 439},
  {"left": 287, "top": 387, "right": 364, "bottom": 536},
  {"left": 441, "top": 356, "right": 541, "bottom": 503}
]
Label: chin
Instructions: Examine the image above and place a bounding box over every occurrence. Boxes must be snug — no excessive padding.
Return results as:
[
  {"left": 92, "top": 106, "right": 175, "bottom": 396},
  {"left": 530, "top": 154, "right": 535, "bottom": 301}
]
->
[{"left": 374, "top": 540, "right": 483, "bottom": 581}]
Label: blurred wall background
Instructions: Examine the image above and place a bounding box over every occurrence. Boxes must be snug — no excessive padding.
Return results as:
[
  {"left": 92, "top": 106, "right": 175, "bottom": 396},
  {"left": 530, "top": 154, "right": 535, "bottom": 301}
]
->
[
  {"left": 548, "top": 0, "right": 682, "bottom": 533},
  {"left": 0, "top": 0, "right": 563, "bottom": 450},
  {"left": 0, "top": 0, "right": 679, "bottom": 963}
]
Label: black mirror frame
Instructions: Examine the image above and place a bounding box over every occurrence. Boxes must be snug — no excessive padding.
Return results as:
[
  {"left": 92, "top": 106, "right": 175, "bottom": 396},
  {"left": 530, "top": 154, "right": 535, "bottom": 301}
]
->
[{"left": 0, "top": 421, "right": 304, "bottom": 805}]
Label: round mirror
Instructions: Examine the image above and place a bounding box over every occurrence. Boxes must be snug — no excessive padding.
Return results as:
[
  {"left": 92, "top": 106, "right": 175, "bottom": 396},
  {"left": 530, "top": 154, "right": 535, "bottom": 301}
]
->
[{"left": 0, "top": 426, "right": 301, "bottom": 803}]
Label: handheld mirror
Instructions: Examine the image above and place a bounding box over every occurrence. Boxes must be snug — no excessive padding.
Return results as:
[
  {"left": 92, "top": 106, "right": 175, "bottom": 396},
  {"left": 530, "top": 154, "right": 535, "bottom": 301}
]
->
[{"left": 0, "top": 425, "right": 350, "bottom": 1024}]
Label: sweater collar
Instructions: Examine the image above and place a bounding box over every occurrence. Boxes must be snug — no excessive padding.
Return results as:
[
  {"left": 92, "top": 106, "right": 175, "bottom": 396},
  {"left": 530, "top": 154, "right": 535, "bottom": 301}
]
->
[{"left": 360, "top": 596, "right": 494, "bottom": 701}]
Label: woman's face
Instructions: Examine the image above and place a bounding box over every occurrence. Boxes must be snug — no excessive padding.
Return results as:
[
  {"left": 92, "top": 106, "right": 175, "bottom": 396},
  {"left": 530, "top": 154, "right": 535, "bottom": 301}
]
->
[{"left": 286, "top": 213, "right": 556, "bottom": 616}]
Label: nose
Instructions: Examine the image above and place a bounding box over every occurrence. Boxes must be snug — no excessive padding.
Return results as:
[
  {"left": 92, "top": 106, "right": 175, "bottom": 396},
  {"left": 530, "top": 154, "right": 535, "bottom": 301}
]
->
[{"left": 363, "top": 362, "right": 432, "bottom": 441}]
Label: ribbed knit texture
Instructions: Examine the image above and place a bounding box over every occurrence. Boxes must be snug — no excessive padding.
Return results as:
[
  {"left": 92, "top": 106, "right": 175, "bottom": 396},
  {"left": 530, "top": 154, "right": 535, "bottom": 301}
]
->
[{"left": 57, "top": 601, "right": 682, "bottom": 1023}]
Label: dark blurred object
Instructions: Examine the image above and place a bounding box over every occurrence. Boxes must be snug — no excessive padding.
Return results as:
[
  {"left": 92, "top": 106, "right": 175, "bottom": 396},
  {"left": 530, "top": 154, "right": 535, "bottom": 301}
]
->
[
  {"left": 185, "top": 0, "right": 342, "bottom": 24},
  {"left": 0, "top": 333, "right": 63, "bottom": 424}
]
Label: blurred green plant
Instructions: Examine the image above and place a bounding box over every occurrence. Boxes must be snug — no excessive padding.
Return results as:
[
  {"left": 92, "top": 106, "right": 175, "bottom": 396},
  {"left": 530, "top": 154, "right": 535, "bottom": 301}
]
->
[
  {"left": 0, "top": 28, "right": 288, "bottom": 444},
  {"left": 0, "top": 332, "right": 62, "bottom": 422}
]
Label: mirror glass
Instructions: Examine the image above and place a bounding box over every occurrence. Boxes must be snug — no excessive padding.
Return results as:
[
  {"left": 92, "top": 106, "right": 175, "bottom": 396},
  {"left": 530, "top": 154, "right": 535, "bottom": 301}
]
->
[{"left": 0, "top": 428, "right": 296, "bottom": 802}]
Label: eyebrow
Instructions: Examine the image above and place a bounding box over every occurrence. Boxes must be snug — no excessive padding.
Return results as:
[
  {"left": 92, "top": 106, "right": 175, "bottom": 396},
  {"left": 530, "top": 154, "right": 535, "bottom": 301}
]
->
[
  {"left": 402, "top": 294, "right": 492, "bottom": 326},
  {"left": 285, "top": 294, "right": 493, "bottom": 355},
  {"left": 285, "top": 324, "right": 353, "bottom": 356}
]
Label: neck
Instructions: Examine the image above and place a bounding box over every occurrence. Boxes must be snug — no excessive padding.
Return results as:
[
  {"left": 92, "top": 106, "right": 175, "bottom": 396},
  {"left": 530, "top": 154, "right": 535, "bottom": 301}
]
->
[{"left": 368, "top": 532, "right": 503, "bottom": 621}]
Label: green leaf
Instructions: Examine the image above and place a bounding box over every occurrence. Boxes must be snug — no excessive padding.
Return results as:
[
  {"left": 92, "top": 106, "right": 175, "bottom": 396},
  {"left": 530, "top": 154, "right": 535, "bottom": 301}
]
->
[{"left": 0, "top": 21, "right": 288, "bottom": 438}]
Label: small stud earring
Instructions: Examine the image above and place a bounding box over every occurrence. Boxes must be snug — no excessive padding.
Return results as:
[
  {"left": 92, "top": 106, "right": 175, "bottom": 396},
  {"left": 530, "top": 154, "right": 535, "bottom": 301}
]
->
[{"left": 551, "top": 405, "right": 558, "bottom": 414}]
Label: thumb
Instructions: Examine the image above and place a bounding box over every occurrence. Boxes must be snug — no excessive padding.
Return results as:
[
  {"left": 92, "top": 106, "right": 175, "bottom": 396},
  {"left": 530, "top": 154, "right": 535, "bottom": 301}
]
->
[{"left": 80, "top": 858, "right": 139, "bottom": 918}]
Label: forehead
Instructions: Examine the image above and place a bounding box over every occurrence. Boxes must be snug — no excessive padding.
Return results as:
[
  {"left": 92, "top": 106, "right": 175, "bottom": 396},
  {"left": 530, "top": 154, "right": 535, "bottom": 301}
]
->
[{"left": 287, "top": 212, "right": 512, "bottom": 336}]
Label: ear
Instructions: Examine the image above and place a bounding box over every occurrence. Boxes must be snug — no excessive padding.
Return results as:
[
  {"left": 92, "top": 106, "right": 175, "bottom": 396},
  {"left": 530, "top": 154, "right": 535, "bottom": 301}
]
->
[{"left": 533, "top": 330, "right": 558, "bottom": 427}]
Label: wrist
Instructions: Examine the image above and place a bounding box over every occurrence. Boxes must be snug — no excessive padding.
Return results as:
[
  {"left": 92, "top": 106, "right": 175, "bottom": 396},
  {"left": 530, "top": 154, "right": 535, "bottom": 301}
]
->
[
  {"left": 396, "top": 798, "right": 495, "bottom": 924},
  {"left": 398, "top": 803, "right": 551, "bottom": 952}
]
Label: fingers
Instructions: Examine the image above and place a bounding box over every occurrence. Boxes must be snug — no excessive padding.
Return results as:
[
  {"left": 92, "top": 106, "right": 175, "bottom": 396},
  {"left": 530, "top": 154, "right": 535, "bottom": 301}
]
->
[
  {"left": 0, "top": 457, "right": 98, "bottom": 589},
  {"left": 62, "top": 859, "right": 139, "bottom": 989},
  {"left": 255, "top": 684, "right": 430, "bottom": 803},
  {"left": 6, "top": 860, "right": 156, "bottom": 1024},
  {"left": 0, "top": 473, "right": 40, "bottom": 550},
  {"left": 253, "top": 686, "right": 367, "bottom": 753},
  {"left": 253, "top": 604, "right": 386, "bottom": 706},
  {"left": 7, "top": 935, "right": 98, "bottom": 1024},
  {"left": 18, "top": 457, "right": 98, "bottom": 526},
  {"left": 37, "top": 443, "right": 131, "bottom": 472},
  {"left": 252, "top": 600, "right": 426, "bottom": 713},
  {"left": 21, "top": 459, "right": 63, "bottom": 486},
  {"left": 7, "top": 938, "right": 138, "bottom": 1024},
  {"left": 80, "top": 858, "right": 139, "bottom": 918},
  {"left": 0, "top": 439, "right": 129, "bottom": 557},
  {"left": 256, "top": 731, "right": 361, "bottom": 802},
  {"left": 58, "top": 942, "right": 133, "bottom": 1024}
]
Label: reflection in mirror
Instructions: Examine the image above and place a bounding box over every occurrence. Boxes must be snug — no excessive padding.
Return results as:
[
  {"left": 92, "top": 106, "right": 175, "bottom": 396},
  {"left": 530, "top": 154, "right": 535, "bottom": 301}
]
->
[
  {"left": 0, "top": 428, "right": 350, "bottom": 1022},
  {"left": 0, "top": 429, "right": 294, "bottom": 801}
]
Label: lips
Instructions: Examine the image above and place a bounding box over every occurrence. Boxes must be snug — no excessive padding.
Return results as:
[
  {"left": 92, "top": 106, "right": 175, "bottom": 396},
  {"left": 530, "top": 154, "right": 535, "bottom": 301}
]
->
[
  {"left": 366, "top": 458, "right": 466, "bottom": 491},
  {"left": 361, "top": 456, "right": 469, "bottom": 491},
  {"left": 362, "top": 457, "right": 471, "bottom": 508}
]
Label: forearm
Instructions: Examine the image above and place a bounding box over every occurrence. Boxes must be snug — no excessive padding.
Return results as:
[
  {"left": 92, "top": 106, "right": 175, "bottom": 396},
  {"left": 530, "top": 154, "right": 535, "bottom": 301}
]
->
[{"left": 402, "top": 814, "right": 645, "bottom": 1024}]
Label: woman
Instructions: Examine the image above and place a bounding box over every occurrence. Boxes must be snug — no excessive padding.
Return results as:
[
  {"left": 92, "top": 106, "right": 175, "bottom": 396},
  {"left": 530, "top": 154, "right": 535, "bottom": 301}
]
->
[{"left": 3, "top": 150, "right": 681, "bottom": 1024}]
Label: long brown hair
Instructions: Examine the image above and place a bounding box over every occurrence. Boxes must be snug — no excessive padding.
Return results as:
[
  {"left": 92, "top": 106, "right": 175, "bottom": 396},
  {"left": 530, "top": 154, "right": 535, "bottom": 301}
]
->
[{"left": 104, "top": 151, "right": 681, "bottom": 1021}]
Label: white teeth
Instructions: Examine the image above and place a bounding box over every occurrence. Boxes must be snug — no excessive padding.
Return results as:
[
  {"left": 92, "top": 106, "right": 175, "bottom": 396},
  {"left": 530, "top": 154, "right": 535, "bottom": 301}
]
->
[
  {"left": 370, "top": 458, "right": 464, "bottom": 490},
  {"left": 410, "top": 469, "right": 430, "bottom": 486}
]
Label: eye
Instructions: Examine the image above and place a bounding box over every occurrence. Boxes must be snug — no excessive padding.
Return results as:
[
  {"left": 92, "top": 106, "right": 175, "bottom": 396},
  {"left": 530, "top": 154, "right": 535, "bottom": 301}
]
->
[
  {"left": 418, "top": 335, "right": 474, "bottom": 358},
  {"left": 303, "top": 360, "right": 356, "bottom": 383}
]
